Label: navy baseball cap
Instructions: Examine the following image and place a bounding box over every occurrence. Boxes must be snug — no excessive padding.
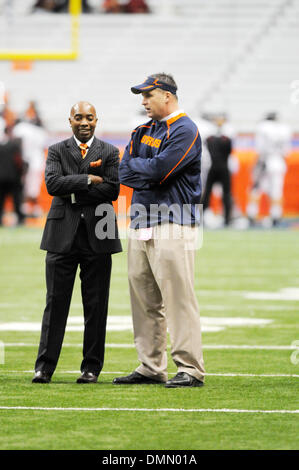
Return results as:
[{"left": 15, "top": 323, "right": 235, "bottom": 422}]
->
[{"left": 131, "top": 76, "right": 177, "bottom": 95}]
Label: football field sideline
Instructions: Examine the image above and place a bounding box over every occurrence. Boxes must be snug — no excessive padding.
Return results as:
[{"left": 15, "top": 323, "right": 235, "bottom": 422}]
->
[
  {"left": 3, "top": 342, "right": 298, "bottom": 350},
  {"left": 0, "top": 406, "right": 298, "bottom": 415}
]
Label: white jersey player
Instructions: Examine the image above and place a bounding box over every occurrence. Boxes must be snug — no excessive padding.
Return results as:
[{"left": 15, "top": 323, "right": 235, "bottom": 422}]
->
[
  {"left": 247, "top": 113, "right": 292, "bottom": 226},
  {"left": 193, "top": 114, "right": 216, "bottom": 191},
  {"left": 0, "top": 116, "right": 5, "bottom": 142},
  {"left": 12, "top": 119, "right": 47, "bottom": 215}
]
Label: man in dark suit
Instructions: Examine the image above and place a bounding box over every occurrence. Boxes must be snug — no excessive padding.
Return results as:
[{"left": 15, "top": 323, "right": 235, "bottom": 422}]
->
[{"left": 32, "top": 101, "right": 122, "bottom": 384}]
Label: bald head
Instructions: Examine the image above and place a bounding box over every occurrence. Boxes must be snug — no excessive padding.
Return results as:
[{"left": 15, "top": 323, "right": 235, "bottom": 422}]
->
[
  {"left": 70, "top": 101, "right": 96, "bottom": 118},
  {"left": 69, "top": 101, "right": 98, "bottom": 143}
]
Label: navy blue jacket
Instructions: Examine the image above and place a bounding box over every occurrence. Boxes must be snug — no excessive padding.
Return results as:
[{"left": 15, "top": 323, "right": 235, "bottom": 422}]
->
[{"left": 119, "top": 113, "right": 202, "bottom": 227}]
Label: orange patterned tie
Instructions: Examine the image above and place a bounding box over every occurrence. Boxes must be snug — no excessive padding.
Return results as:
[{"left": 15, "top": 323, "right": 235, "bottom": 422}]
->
[{"left": 79, "top": 143, "right": 88, "bottom": 159}]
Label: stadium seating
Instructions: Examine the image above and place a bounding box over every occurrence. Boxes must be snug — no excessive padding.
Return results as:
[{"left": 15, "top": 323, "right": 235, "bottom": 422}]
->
[{"left": 0, "top": 0, "right": 298, "bottom": 133}]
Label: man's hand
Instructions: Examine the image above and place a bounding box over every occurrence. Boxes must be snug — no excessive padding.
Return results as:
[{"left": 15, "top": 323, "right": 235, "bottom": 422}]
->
[{"left": 88, "top": 174, "right": 103, "bottom": 184}]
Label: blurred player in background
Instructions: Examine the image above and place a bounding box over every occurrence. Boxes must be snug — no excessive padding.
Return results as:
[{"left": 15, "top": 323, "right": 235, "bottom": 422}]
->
[
  {"left": 0, "top": 115, "right": 5, "bottom": 141},
  {"left": 1, "top": 96, "right": 17, "bottom": 130},
  {"left": 193, "top": 112, "right": 216, "bottom": 192},
  {"left": 125, "top": 0, "right": 150, "bottom": 13},
  {"left": 102, "top": 0, "right": 150, "bottom": 13},
  {"left": 12, "top": 117, "right": 47, "bottom": 217},
  {"left": 23, "top": 100, "right": 44, "bottom": 128},
  {"left": 246, "top": 112, "right": 292, "bottom": 227},
  {"left": 32, "top": 1, "right": 93, "bottom": 13},
  {"left": 201, "top": 113, "right": 234, "bottom": 226},
  {"left": 0, "top": 126, "right": 25, "bottom": 226}
]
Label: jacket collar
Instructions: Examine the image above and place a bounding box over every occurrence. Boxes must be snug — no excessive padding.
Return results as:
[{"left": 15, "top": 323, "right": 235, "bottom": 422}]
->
[
  {"left": 73, "top": 135, "right": 95, "bottom": 149},
  {"left": 160, "top": 109, "right": 185, "bottom": 123},
  {"left": 66, "top": 136, "right": 102, "bottom": 169}
]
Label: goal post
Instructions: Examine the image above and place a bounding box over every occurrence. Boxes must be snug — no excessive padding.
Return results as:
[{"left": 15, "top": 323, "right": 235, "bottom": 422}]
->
[{"left": 0, "top": 0, "right": 81, "bottom": 61}]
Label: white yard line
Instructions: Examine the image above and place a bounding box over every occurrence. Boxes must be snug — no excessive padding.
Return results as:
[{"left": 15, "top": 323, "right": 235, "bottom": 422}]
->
[
  {"left": 203, "top": 345, "right": 297, "bottom": 350},
  {"left": 205, "top": 373, "right": 299, "bottom": 378},
  {"left": 0, "top": 406, "right": 297, "bottom": 414},
  {"left": 201, "top": 305, "right": 297, "bottom": 311},
  {"left": 4, "top": 342, "right": 136, "bottom": 348},
  {"left": 3, "top": 343, "right": 298, "bottom": 350},
  {"left": 0, "top": 303, "right": 297, "bottom": 310}
]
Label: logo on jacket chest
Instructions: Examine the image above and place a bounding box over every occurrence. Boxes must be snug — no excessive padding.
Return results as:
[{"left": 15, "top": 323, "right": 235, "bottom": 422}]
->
[{"left": 141, "top": 134, "right": 161, "bottom": 149}]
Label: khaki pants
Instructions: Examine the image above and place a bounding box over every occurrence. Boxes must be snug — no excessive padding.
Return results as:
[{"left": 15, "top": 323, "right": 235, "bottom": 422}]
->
[{"left": 127, "top": 224, "right": 205, "bottom": 382}]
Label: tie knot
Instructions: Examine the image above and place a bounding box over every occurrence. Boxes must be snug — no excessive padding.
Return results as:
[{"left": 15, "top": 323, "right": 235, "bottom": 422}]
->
[{"left": 79, "top": 143, "right": 88, "bottom": 158}]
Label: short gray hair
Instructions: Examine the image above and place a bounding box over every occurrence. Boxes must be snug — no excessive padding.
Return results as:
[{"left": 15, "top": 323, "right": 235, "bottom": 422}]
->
[{"left": 150, "top": 73, "right": 178, "bottom": 97}]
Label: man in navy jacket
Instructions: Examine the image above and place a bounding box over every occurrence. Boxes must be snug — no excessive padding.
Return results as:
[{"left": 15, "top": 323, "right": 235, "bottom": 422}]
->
[{"left": 114, "top": 74, "right": 205, "bottom": 388}]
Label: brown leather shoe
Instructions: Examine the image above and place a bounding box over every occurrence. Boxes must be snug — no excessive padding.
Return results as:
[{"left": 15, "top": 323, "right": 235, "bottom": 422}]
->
[
  {"left": 76, "top": 371, "right": 98, "bottom": 383},
  {"left": 165, "top": 372, "right": 204, "bottom": 388},
  {"left": 113, "top": 371, "right": 163, "bottom": 385},
  {"left": 32, "top": 371, "right": 52, "bottom": 384}
]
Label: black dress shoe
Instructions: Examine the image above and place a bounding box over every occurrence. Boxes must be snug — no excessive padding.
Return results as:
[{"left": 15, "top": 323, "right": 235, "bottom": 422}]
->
[
  {"left": 76, "top": 371, "right": 98, "bottom": 384},
  {"left": 32, "top": 371, "right": 52, "bottom": 384},
  {"left": 165, "top": 372, "right": 204, "bottom": 388},
  {"left": 113, "top": 371, "right": 163, "bottom": 385}
]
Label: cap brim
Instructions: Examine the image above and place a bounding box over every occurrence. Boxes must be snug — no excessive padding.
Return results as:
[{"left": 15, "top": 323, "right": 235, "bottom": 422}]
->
[{"left": 131, "top": 84, "right": 155, "bottom": 94}]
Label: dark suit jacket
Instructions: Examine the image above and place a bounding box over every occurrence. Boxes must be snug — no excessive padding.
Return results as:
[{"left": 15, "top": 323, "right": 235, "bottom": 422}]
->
[{"left": 40, "top": 136, "right": 122, "bottom": 254}]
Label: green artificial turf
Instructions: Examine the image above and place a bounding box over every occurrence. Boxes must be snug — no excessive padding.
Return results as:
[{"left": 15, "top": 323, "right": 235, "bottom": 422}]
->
[{"left": 0, "top": 226, "right": 298, "bottom": 450}]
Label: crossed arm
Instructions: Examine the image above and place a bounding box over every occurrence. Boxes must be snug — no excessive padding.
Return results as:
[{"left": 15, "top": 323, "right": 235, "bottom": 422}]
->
[
  {"left": 119, "top": 127, "right": 200, "bottom": 188},
  {"left": 45, "top": 146, "right": 120, "bottom": 204}
]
